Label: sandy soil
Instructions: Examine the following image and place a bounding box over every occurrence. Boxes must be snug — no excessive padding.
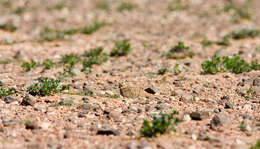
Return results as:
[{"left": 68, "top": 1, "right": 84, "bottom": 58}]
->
[{"left": 0, "top": 0, "right": 259, "bottom": 149}]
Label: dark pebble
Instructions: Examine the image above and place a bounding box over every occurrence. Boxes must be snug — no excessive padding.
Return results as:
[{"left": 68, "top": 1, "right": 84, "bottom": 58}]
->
[
  {"left": 145, "top": 86, "right": 157, "bottom": 94},
  {"left": 96, "top": 129, "right": 120, "bottom": 136},
  {"left": 0, "top": 81, "right": 4, "bottom": 86},
  {"left": 224, "top": 102, "right": 233, "bottom": 109},
  {"left": 4, "top": 97, "right": 16, "bottom": 103},
  {"left": 82, "top": 97, "right": 89, "bottom": 102},
  {"left": 221, "top": 96, "right": 230, "bottom": 100},
  {"left": 253, "top": 78, "right": 260, "bottom": 86},
  {"left": 239, "top": 114, "right": 251, "bottom": 120}
]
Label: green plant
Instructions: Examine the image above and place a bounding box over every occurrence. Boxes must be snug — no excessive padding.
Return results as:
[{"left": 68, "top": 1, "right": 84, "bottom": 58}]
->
[
  {"left": 55, "top": 1, "right": 66, "bottom": 10},
  {"left": 21, "top": 60, "right": 40, "bottom": 72},
  {"left": 140, "top": 110, "right": 181, "bottom": 137},
  {"left": 166, "top": 42, "right": 194, "bottom": 59},
  {"left": 81, "top": 50, "right": 107, "bottom": 72},
  {"left": 95, "top": 0, "right": 110, "bottom": 11},
  {"left": 173, "top": 63, "right": 182, "bottom": 75},
  {"left": 0, "top": 87, "right": 15, "bottom": 98},
  {"left": 216, "top": 36, "right": 230, "bottom": 46},
  {"left": 79, "top": 22, "right": 106, "bottom": 34},
  {"left": 250, "top": 139, "right": 260, "bottom": 149},
  {"left": 42, "top": 59, "right": 56, "bottom": 69},
  {"left": 27, "top": 77, "right": 69, "bottom": 96},
  {"left": 13, "top": 7, "right": 25, "bottom": 15},
  {"left": 201, "top": 55, "right": 258, "bottom": 74},
  {"left": 157, "top": 67, "right": 168, "bottom": 75},
  {"left": 224, "top": 1, "right": 251, "bottom": 21},
  {"left": 110, "top": 40, "right": 131, "bottom": 56},
  {"left": 231, "top": 28, "right": 260, "bottom": 39},
  {"left": 61, "top": 53, "right": 81, "bottom": 68},
  {"left": 39, "top": 22, "right": 106, "bottom": 41},
  {"left": 201, "top": 39, "right": 213, "bottom": 47},
  {"left": 0, "top": 22, "right": 17, "bottom": 32},
  {"left": 168, "top": 0, "right": 188, "bottom": 11},
  {"left": 117, "top": 2, "right": 134, "bottom": 12}
]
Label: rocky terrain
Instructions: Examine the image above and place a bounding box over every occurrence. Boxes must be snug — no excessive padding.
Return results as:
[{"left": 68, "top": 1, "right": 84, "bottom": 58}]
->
[{"left": 0, "top": 0, "right": 259, "bottom": 149}]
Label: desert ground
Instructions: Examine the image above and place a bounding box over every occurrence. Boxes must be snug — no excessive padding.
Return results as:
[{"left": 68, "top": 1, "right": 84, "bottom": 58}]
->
[{"left": 0, "top": 0, "right": 259, "bottom": 149}]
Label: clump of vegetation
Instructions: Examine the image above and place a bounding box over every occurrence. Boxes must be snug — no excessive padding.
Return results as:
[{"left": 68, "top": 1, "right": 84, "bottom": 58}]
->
[
  {"left": 173, "top": 63, "right": 183, "bottom": 75},
  {"left": 13, "top": 7, "right": 25, "bottom": 15},
  {"left": 21, "top": 60, "right": 40, "bottom": 72},
  {"left": 250, "top": 139, "right": 260, "bottom": 149},
  {"left": 42, "top": 59, "right": 56, "bottom": 70},
  {"left": 117, "top": 2, "right": 134, "bottom": 12},
  {"left": 168, "top": 0, "right": 188, "bottom": 11},
  {"left": 39, "top": 22, "right": 106, "bottom": 41},
  {"left": 201, "top": 39, "right": 213, "bottom": 47},
  {"left": 0, "top": 87, "right": 15, "bottom": 98},
  {"left": 216, "top": 36, "right": 231, "bottom": 46},
  {"left": 201, "top": 55, "right": 260, "bottom": 74},
  {"left": 0, "top": 22, "right": 18, "bottom": 32},
  {"left": 231, "top": 28, "right": 260, "bottom": 39},
  {"left": 95, "top": 0, "right": 110, "bottom": 11},
  {"left": 157, "top": 67, "right": 168, "bottom": 75},
  {"left": 110, "top": 40, "right": 131, "bottom": 56},
  {"left": 224, "top": 0, "right": 251, "bottom": 22},
  {"left": 27, "top": 77, "right": 69, "bottom": 96},
  {"left": 82, "top": 47, "right": 108, "bottom": 72},
  {"left": 165, "top": 42, "right": 194, "bottom": 59},
  {"left": 140, "top": 110, "right": 181, "bottom": 137},
  {"left": 54, "top": 1, "right": 67, "bottom": 10},
  {"left": 240, "top": 88, "right": 257, "bottom": 100}
]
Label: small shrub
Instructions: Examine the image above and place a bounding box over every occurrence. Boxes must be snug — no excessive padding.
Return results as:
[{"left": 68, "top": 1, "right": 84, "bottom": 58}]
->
[
  {"left": 173, "top": 63, "right": 183, "bottom": 75},
  {"left": 168, "top": 0, "right": 188, "bottom": 11},
  {"left": 0, "top": 22, "right": 17, "bottom": 32},
  {"left": 110, "top": 40, "right": 131, "bottom": 56},
  {"left": 42, "top": 59, "right": 56, "bottom": 69},
  {"left": 117, "top": 2, "right": 134, "bottom": 12},
  {"left": 201, "top": 55, "right": 258, "bottom": 74},
  {"left": 140, "top": 110, "right": 181, "bottom": 137},
  {"left": 39, "top": 27, "right": 66, "bottom": 42},
  {"left": 95, "top": 0, "right": 110, "bottom": 11},
  {"left": 166, "top": 42, "right": 194, "bottom": 59},
  {"left": 0, "top": 87, "right": 15, "bottom": 98},
  {"left": 13, "top": 7, "right": 25, "bottom": 15},
  {"left": 27, "top": 77, "right": 69, "bottom": 96},
  {"left": 231, "top": 28, "right": 260, "bottom": 39},
  {"left": 250, "top": 139, "right": 260, "bottom": 149},
  {"left": 21, "top": 60, "right": 40, "bottom": 72},
  {"left": 79, "top": 22, "right": 106, "bottom": 34},
  {"left": 157, "top": 67, "right": 168, "bottom": 75},
  {"left": 61, "top": 53, "right": 81, "bottom": 69},
  {"left": 224, "top": 1, "right": 251, "bottom": 21},
  {"left": 216, "top": 36, "right": 230, "bottom": 46},
  {"left": 201, "top": 39, "right": 213, "bottom": 47}
]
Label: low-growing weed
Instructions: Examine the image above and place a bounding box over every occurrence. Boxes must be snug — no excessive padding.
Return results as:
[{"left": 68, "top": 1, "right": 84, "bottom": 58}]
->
[
  {"left": 42, "top": 59, "right": 56, "bottom": 69},
  {"left": 0, "top": 87, "right": 15, "bottom": 98},
  {"left": 0, "top": 22, "right": 17, "bottom": 32},
  {"left": 157, "top": 67, "right": 168, "bottom": 75},
  {"left": 140, "top": 110, "right": 181, "bottom": 137},
  {"left": 224, "top": 1, "right": 251, "bottom": 22},
  {"left": 168, "top": 0, "right": 188, "bottom": 11},
  {"left": 110, "top": 40, "right": 131, "bottom": 56},
  {"left": 165, "top": 42, "right": 194, "bottom": 59},
  {"left": 201, "top": 39, "right": 213, "bottom": 47},
  {"left": 231, "top": 28, "right": 260, "bottom": 39},
  {"left": 173, "top": 63, "right": 183, "bottom": 75},
  {"left": 117, "top": 2, "right": 134, "bottom": 12},
  {"left": 250, "top": 139, "right": 260, "bottom": 149},
  {"left": 21, "top": 60, "right": 40, "bottom": 72},
  {"left": 27, "top": 77, "right": 69, "bottom": 96},
  {"left": 201, "top": 55, "right": 259, "bottom": 74}
]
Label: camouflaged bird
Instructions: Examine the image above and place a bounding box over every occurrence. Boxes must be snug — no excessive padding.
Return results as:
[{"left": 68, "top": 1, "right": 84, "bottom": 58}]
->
[{"left": 119, "top": 83, "right": 153, "bottom": 98}]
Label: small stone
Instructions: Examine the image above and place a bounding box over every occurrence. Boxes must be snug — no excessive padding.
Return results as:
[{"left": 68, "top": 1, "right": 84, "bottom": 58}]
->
[
  {"left": 253, "top": 78, "right": 260, "bottom": 86},
  {"left": 4, "top": 97, "right": 16, "bottom": 103},
  {"left": 210, "top": 111, "right": 231, "bottom": 128},
  {"left": 183, "top": 114, "right": 191, "bottom": 122},
  {"left": 221, "top": 96, "right": 230, "bottom": 100},
  {"left": 1, "top": 116, "right": 11, "bottom": 126},
  {"left": 96, "top": 129, "right": 120, "bottom": 136},
  {"left": 109, "top": 110, "right": 122, "bottom": 122},
  {"left": 21, "top": 94, "right": 36, "bottom": 106},
  {"left": 128, "top": 105, "right": 139, "bottom": 113},
  {"left": 190, "top": 111, "right": 210, "bottom": 120},
  {"left": 239, "top": 114, "right": 251, "bottom": 120},
  {"left": 197, "top": 130, "right": 210, "bottom": 141},
  {"left": 82, "top": 97, "right": 89, "bottom": 102},
  {"left": 58, "top": 98, "right": 74, "bottom": 106},
  {"left": 145, "top": 86, "right": 157, "bottom": 94},
  {"left": 224, "top": 102, "right": 233, "bottom": 109},
  {"left": 0, "top": 80, "right": 4, "bottom": 86},
  {"left": 24, "top": 120, "right": 38, "bottom": 130},
  {"left": 172, "top": 89, "right": 184, "bottom": 96}
]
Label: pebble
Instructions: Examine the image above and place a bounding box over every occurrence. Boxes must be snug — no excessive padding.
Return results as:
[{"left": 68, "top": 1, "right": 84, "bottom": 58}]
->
[
  {"left": 210, "top": 111, "right": 231, "bottom": 128},
  {"left": 0, "top": 80, "right": 4, "bottom": 86},
  {"left": 190, "top": 111, "right": 210, "bottom": 120},
  {"left": 21, "top": 94, "right": 36, "bottom": 106},
  {"left": 183, "top": 114, "right": 191, "bottom": 122},
  {"left": 4, "top": 97, "right": 16, "bottom": 104},
  {"left": 81, "top": 97, "right": 89, "bottom": 102},
  {"left": 172, "top": 89, "right": 184, "bottom": 96},
  {"left": 221, "top": 96, "right": 230, "bottom": 100},
  {"left": 144, "top": 85, "right": 157, "bottom": 94},
  {"left": 253, "top": 78, "right": 260, "bottom": 86},
  {"left": 224, "top": 102, "right": 233, "bottom": 109},
  {"left": 96, "top": 129, "right": 120, "bottom": 136}
]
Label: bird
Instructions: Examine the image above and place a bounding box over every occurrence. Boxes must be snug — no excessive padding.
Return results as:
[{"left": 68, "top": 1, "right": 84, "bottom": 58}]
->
[{"left": 119, "top": 83, "right": 153, "bottom": 98}]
